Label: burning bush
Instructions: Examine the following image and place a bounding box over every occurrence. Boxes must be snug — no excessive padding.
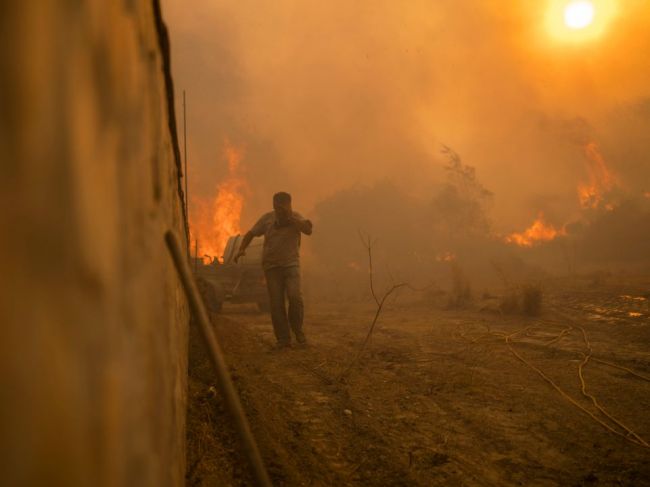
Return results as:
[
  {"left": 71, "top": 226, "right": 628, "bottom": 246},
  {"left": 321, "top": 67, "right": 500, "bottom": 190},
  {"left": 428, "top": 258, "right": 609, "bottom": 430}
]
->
[{"left": 505, "top": 213, "right": 563, "bottom": 247}]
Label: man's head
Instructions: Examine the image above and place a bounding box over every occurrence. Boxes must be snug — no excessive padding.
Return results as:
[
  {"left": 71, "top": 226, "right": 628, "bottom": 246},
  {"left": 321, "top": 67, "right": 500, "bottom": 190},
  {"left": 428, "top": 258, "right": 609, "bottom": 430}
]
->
[{"left": 273, "top": 192, "right": 292, "bottom": 221}]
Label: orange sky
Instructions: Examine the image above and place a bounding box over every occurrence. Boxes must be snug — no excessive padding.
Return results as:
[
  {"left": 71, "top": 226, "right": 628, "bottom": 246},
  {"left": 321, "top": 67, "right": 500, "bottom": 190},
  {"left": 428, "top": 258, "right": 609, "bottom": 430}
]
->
[{"left": 162, "top": 0, "right": 650, "bottom": 232}]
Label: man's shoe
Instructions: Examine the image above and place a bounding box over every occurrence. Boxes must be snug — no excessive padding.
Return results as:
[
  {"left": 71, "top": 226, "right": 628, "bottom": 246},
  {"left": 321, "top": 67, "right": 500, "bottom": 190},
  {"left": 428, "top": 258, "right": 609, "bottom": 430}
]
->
[
  {"left": 295, "top": 332, "right": 307, "bottom": 346},
  {"left": 272, "top": 341, "right": 291, "bottom": 351}
]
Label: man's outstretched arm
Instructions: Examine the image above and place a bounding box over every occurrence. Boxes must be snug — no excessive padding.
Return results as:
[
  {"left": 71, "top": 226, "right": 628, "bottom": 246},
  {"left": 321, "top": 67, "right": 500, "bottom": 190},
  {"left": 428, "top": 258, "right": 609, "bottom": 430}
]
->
[
  {"left": 235, "top": 214, "right": 268, "bottom": 262},
  {"left": 234, "top": 231, "right": 254, "bottom": 263}
]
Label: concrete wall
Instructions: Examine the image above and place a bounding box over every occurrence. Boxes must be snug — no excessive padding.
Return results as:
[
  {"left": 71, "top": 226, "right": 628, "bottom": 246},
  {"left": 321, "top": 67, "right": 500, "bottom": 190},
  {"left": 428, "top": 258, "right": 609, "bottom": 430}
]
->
[{"left": 0, "top": 1, "right": 189, "bottom": 485}]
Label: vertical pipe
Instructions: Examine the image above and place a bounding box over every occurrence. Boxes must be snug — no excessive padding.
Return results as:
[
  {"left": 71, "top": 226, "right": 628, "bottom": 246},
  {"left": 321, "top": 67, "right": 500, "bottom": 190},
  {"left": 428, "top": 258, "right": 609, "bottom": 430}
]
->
[
  {"left": 194, "top": 239, "right": 199, "bottom": 273},
  {"left": 165, "top": 231, "right": 272, "bottom": 487},
  {"left": 183, "top": 90, "right": 189, "bottom": 230}
]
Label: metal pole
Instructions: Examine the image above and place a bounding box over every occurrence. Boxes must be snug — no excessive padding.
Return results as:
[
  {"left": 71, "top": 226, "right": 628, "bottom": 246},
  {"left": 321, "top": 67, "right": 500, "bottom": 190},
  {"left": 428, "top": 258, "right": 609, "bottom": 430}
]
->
[
  {"left": 165, "top": 231, "right": 272, "bottom": 487},
  {"left": 183, "top": 91, "right": 189, "bottom": 217},
  {"left": 194, "top": 239, "right": 199, "bottom": 273}
]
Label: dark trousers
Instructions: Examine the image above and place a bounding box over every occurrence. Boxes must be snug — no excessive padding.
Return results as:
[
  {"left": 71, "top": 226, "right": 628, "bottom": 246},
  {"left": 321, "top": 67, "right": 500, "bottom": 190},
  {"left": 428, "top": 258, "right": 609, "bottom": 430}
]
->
[{"left": 264, "top": 266, "right": 304, "bottom": 344}]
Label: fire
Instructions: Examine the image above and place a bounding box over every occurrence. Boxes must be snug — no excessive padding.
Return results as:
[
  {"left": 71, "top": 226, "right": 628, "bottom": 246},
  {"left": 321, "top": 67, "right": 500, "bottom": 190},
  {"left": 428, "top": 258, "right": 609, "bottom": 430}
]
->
[
  {"left": 190, "top": 141, "right": 247, "bottom": 262},
  {"left": 577, "top": 141, "right": 617, "bottom": 209},
  {"left": 505, "top": 213, "right": 563, "bottom": 247},
  {"left": 506, "top": 141, "right": 619, "bottom": 250}
]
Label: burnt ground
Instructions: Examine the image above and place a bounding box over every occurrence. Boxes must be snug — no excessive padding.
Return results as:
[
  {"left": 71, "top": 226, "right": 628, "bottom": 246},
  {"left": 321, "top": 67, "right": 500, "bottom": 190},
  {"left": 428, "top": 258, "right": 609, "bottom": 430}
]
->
[{"left": 186, "top": 276, "right": 650, "bottom": 486}]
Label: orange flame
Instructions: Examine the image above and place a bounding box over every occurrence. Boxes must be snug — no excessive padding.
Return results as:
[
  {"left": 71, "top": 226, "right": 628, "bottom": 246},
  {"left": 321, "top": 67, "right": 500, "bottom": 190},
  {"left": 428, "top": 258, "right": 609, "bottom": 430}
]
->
[
  {"left": 190, "top": 141, "right": 247, "bottom": 262},
  {"left": 577, "top": 142, "right": 616, "bottom": 209},
  {"left": 506, "top": 142, "right": 619, "bottom": 250},
  {"left": 505, "top": 213, "right": 563, "bottom": 247}
]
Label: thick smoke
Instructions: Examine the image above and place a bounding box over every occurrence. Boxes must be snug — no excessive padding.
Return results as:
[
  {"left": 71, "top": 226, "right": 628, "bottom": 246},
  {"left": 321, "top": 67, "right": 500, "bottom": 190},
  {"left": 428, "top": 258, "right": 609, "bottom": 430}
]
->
[{"left": 163, "top": 0, "right": 650, "bottom": 284}]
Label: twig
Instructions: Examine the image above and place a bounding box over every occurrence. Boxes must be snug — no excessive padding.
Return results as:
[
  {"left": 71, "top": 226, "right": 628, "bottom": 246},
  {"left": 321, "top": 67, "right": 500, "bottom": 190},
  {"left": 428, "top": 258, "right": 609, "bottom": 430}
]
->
[
  {"left": 358, "top": 231, "right": 380, "bottom": 307},
  {"left": 339, "top": 233, "right": 405, "bottom": 381},
  {"left": 298, "top": 362, "right": 333, "bottom": 385}
]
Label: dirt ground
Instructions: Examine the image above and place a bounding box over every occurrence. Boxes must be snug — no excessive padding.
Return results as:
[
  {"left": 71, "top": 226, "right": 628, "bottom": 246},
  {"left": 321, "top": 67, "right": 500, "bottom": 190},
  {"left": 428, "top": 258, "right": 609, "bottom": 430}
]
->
[{"left": 186, "top": 276, "right": 650, "bottom": 486}]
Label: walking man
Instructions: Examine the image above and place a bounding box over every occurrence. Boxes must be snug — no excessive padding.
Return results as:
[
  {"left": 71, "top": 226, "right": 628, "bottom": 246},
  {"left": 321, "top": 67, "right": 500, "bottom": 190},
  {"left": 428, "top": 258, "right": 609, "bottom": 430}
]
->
[{"left": 235, "top": 192, "right": 313, "bottom": 348}]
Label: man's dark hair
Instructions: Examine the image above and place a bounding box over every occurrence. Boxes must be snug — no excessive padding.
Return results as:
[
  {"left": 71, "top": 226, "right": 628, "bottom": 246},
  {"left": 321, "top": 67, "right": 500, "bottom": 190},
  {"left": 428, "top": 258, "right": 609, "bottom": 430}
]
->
[{"left": 273, "top": 192, "right": 292, "bottom": 205}]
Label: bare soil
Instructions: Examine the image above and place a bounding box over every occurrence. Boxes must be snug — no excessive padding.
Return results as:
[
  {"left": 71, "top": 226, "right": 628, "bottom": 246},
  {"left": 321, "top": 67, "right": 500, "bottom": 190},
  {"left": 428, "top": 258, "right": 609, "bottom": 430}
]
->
[{"left": 186, "top": 276, "right": 650, "bottom": 486}]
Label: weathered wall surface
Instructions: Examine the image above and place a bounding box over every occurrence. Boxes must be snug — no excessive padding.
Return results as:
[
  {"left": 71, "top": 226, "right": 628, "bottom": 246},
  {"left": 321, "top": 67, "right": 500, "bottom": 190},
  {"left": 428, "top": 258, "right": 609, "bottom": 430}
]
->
[{"left": 0, "top": 1, "right": 189, "bottom": 485}]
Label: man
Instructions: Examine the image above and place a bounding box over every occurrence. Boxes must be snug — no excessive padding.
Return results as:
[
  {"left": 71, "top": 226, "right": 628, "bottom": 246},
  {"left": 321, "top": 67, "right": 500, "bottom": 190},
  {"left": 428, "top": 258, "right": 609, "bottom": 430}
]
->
[{"left": 235, "top": 192, "right": 313, "bottom": 348}]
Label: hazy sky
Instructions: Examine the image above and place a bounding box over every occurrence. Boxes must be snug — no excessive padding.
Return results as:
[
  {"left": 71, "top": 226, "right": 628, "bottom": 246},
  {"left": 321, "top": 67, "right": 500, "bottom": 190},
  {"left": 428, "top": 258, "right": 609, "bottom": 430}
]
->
[{"left": 162, "top": 0, "right": 650, "bottom": 232}]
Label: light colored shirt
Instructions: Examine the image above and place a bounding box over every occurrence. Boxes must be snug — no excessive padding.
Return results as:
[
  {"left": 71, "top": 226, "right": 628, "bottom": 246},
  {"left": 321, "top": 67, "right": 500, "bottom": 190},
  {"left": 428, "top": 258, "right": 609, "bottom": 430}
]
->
[{"left": 249, "top": 211, "right": 311, "bottom": 270}]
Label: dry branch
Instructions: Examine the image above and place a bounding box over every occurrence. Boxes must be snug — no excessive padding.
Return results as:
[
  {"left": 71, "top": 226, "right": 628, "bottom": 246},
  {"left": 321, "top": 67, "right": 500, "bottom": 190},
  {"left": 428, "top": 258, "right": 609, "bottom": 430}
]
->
[{"left": 338, "top": 233, "right": 406, "bottom": 381}]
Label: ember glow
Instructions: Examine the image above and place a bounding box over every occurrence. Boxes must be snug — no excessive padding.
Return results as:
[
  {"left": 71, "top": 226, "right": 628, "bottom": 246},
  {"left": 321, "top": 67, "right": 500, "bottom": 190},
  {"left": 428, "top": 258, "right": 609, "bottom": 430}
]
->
[
  {"left": 577, "top": 141, "right": 617, "bottom": 210},
  {"left": 505, "top": 213, "right": 563, "bottom": 247},
  {"left": 190, "top": 141, "right": 247, "bottom": 262}
]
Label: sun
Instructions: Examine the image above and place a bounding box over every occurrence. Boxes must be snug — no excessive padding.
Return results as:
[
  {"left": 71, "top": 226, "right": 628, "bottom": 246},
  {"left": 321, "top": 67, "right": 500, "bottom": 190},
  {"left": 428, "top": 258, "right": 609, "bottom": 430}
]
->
[
  {"left": 546, "top": 0, "right": 616, "bottom": 42},
  {"left": 564, "top": 1, "right": 595, "bottom": 29}
]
